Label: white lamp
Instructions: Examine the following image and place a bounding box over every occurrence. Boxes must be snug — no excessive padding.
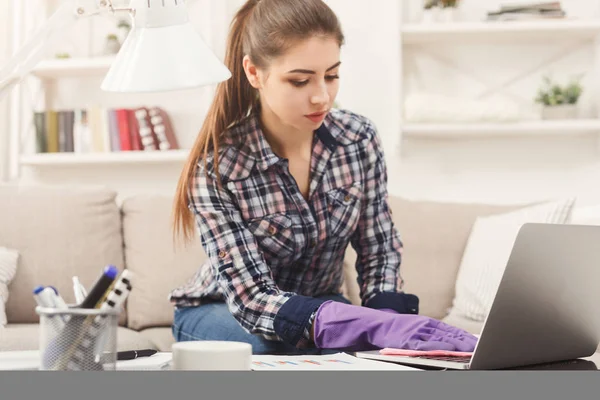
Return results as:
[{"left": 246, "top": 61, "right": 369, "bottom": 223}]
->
[
  {"left": 101, "top": 0, "right": 231, "bottom": 92},
  {"left": 0, "top": 0, "right": 231, "bottom": 98}
]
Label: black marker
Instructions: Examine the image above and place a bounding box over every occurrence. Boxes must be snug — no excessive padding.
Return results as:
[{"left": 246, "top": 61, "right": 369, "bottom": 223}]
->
[{"left": 79, "top": 265, "right": 119, "bottom": 309}]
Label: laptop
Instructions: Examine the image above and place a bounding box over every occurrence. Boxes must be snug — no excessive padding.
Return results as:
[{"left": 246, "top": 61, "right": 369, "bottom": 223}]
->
[{"left": 356, "top": 223, "right": 600, "bottom": 370}]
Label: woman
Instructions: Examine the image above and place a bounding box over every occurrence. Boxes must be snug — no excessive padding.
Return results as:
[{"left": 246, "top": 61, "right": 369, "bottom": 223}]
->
[{"left": 170, "top": 0, "right": 477, "bottom": 355}]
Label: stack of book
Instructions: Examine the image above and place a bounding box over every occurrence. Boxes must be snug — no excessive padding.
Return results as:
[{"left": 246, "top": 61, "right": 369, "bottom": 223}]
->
[
  {"left": 486, "top": 2, "right": 566, "bottom": 21},
  {"left": 32, "top": 106, "right": 179, "bottom": 154}
]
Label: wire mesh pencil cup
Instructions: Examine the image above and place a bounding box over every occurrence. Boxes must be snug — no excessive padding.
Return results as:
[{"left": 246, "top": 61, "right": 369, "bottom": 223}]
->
[{"left": 36, "top": 306, "right": 119, "bottom": 371}]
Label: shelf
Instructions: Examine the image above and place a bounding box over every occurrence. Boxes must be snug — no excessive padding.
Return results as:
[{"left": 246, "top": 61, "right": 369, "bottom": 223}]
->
[
  {"left": 19, "top": 150, "right": 190, "bottom": 166},
  {"left": 31, "top": 56, "right": 115, "bottom": 79},
  {"left": 402, "top": 120, "right": 600, "bottom": 138},
  {"left": 401, "top": 19, "right": 600, "bottom": 43}
]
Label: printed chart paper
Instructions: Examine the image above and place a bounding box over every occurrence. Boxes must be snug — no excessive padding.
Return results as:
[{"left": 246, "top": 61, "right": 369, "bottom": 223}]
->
[{"left": 251, "top": 352, "right": 420, "bottom": 371}]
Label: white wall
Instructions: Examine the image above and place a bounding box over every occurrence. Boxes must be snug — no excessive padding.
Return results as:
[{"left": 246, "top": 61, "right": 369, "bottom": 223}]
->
[
  {"left": 325, "top": 0, "right": 402, "bottom": 163},
  {"left": 0, "top": 0, "right": 10, "bottom": 182},
  {"left": 10, "top": 0, "right": 600, "bottom": 208}
]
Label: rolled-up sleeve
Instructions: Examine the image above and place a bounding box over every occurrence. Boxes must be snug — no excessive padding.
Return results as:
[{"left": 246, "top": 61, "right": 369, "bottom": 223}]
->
[{"left": 189, "top": 160, "right": 325, "bottom": 346}]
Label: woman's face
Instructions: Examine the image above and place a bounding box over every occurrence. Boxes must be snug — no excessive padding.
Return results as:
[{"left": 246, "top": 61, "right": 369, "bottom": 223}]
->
[{"left": 244, "top": 36, "right": 341, "bottom": 132}]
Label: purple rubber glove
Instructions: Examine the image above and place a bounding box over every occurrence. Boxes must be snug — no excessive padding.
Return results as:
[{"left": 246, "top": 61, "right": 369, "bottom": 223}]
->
[{"left": 313, "top": 301, "right": 478, "bottom": 352}]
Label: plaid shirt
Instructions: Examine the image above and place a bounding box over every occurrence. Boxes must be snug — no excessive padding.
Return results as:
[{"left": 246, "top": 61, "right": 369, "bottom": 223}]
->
[{"left": 170, "top": 109, "right": 417, "bottom": 348}]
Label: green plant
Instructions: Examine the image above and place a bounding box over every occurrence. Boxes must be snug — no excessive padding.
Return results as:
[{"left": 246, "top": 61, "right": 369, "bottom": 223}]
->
[
  {"left": 535, "top": 76, "right": 583, "bottom": 106},
  {"left": 424, "top": 0, "right": 439, "bottom": 10},
  {"left": 441, "top": 0, "right": 459, "bottom": 7},
  {"left": 106, "top": 33, "right": 119, "bottom": 41},
  {"left": 117, "top": 19, "right": 131, "bottom": 30},
  {"left": 54, "top": 53, "right": 71, "bottom": 59}
]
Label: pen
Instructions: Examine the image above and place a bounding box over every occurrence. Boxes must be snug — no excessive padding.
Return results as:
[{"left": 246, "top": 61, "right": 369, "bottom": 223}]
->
[
  {"left": 92, "top": 270, "right": 134, "bottom": 357},
  {"left": 79, "top": 265, "right": 119, "bottom": 309},
  {"left": 33, "top": 286, "right": 52, "bottom": 308},
  {"left": 117, "top": 349, "right": 157, "bottom": 361},
  {"left": 72, "top": 276, "right": 86, "bottom": 304},
  {"left": 33, "top": 286, "right": 65, "bottom": 335},
  {"left": 47, "top": 286, "right": 68, "bottom": 310}
]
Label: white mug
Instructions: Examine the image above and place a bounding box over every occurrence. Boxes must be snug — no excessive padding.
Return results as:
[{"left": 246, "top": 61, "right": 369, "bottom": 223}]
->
[{"left": 171, "top": 341, "right": 252, "bottom": 371}]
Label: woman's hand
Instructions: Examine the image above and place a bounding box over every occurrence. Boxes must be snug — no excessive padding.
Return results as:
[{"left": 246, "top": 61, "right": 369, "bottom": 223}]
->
[{"left": 312, "top": 301, "right": 477, "bottom": 352}]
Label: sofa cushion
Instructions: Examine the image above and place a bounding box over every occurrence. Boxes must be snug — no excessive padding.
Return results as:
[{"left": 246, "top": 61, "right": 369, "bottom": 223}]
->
[
  {"left": 121, "top": 196, "right": 206, "bottom": 330},
  {"left": 450, "top": 198, "right": 575, "bottom": 322},
  {"left": 0, "top": 247, "right": 19, "bottom": 326},
  {"left": 442, "top": 312, "right": 484, "bottom": 335},
  {"left": 138, "top": 327, "right": 176, "bottom": 352},
  {"left": 0, "top": 184, "right": 125, "bottom": 324},
  {"left": 0, "top": 324, "right": 156, "bottom": 352},
  {"left": 342, "top": 197, "right": 525, "bottom": 319}
]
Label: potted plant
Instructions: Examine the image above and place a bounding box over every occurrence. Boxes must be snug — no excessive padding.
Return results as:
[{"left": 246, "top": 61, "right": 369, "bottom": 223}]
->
[
  {"left": 535, "top": 76, "right": 583, "bottom": 120},
  {"left": 103, "top": 33, "right": 121, "bottom": 55},
  {"left": 422, "top": 0, "right": 441, "bottom": 23},
  {"left": 117, "top": 18, "right": 132, "bottom": 43},
  {"left": 440, "top": 0, "right": 460, "bottom": 22}
]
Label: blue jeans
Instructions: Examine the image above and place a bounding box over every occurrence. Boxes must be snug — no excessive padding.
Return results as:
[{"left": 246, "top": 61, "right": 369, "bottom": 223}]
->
[{"left": 172, "top": 293, "right": 351, "bottom": 355}]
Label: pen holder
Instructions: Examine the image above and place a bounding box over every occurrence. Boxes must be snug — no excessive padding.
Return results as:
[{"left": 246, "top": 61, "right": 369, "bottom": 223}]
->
[{"left": 36, "top": 306, "right": 119, "bottom": 371}]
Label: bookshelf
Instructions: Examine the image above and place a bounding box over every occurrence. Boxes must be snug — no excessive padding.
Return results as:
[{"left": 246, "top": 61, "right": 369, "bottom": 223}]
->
[
  {"left": 20, "top": 149, "right": 189, "bottom": 166},
  {"left": 399, "top": 14, "right": 600, "bottom": 148},
  {"left": 31, "top": 56, "right": 115, "bottom": 79},
  {"left": 402, "top": 120, "right": 600, "bottom": 139},
  {"left": 401, "top": 19, "right": 600, "bottom": 43}
]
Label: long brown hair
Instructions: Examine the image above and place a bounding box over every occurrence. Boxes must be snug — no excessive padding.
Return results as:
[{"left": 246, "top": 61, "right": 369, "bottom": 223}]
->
[{"left": 172, "top": 0, "right": 344, "bottom": 244}]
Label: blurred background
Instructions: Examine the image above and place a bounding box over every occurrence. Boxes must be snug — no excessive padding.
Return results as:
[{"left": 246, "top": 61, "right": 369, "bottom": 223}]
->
[{"left": 2, "top": 0, "right": 600, "bottom": 206}]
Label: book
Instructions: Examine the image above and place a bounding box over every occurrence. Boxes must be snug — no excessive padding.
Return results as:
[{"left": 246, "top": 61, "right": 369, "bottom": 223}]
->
[
  {"left": 148, "top": 107, "right": 179, "bottom": 150},
  {"left": 33, "top": 112, "right": 46, "bottom": 153},
  {"left": 134, "top": 107, "right": 158, "bottom": 151},
  {"left": 57, "top": 110, "right": 75, "bottom": 152},
  {"left": 45, "top": 111, "right": 59, "bottom": 153},
  {"left": 116, "top": 109, "right": 132, "bottom": 151}
]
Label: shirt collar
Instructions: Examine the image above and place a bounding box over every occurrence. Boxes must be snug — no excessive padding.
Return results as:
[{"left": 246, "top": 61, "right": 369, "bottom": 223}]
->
[
  {"left": 246, "top": 113, "right": 282, "bottom": 172},
  {"left": 246, "top": 112, "right": 346, "bottom": 172}
]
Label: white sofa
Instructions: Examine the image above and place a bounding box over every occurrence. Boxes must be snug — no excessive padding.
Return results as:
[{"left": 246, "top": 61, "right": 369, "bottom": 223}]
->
[{"left": 0, "top": 183, "right": 597, "bottom": 359}]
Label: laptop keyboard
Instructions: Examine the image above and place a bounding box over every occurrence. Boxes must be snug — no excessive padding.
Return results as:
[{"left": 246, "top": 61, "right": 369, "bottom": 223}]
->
[{"left": 415, "top": 355, "right": 472, "bottom": 363}]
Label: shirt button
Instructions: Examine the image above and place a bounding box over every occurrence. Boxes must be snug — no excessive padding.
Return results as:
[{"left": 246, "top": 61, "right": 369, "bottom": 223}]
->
[
  {"left": 344, "top": 195, "right": 351, "bottom": 202},
  {"left": 268, "top": 226, "right": 277, "bottom": 235},
  {"left": 218, "top": 250, "right": 228, "bottom": 259}
]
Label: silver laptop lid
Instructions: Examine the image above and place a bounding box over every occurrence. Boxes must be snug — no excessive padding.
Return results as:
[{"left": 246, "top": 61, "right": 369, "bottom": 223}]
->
[{"left": 469, "top": 223, "right": 600, "bottom": 370}]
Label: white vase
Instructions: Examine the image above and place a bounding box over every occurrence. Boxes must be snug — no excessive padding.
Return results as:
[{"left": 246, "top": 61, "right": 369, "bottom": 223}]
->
[
  {"left": 439, "top": 7, "right": 459, "bottom": 23},
  {"left": 541, "top": 104, "right": 578, "bottom": 120},
  {"left": 422, "top": 8, "right": 440, "bottom": 24}
]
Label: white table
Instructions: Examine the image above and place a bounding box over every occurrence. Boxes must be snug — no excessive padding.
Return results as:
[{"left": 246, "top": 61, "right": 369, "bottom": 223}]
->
[
  {"left": 0, "top": 350, "right": 172, "bottom": 370},
  {"left": 1, "top": 350, "right": 599, "bottom": 371}
]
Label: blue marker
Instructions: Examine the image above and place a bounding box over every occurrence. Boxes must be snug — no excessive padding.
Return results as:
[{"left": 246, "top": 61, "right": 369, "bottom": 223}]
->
[
  {"left": 79, "top": 265, "right": 119, "bottom": 309},
  {"left": 33, "top": 285, "right": 51, "bottom": 307}
]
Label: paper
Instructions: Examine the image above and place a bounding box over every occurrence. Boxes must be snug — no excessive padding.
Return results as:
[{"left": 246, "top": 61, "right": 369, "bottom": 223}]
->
[
  {"left": 251, "top": 352, "right": 420, "bottom": 371},
  {"left": 380, "top": 348, "right": 473, "bottom": 357},
  {"left": 116, "top": 352, "right": 173, "bottom": 371}
]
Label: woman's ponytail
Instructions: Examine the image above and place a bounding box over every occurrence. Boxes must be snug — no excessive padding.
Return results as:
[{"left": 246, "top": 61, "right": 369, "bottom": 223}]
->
[{"left": 172, "top": 0, "right": 260, "bottom": 244}]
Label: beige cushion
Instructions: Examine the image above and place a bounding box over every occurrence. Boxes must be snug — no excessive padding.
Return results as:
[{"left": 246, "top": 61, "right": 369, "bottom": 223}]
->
[
  {"left": 0, "top": 184, "right": 125, "bottom": 324},
  {"left": 0, "top": 247, "right": 19, "bottom": 326},
  {"left": 138, "top": 327, "right": 176, "bottom": 352},
  {"left": 342, "top": 197, "right": 526, "bottom": 319},
  {"left": 450, "top": 198, "right": 575, "bottom": 322},
  {"left": 122, "top": 196, "right": 206, "bottom": 330},
  {"left": 442, "top": 312, "right": 484, "bottom": 335},
  {"left": 0, "top": 324, "right": 156, "bottom": 352}
]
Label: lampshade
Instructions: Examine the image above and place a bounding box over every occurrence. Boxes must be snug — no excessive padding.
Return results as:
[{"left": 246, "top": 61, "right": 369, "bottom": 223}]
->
[{"left": 101, "top": 0, "right": 231, "bottom": 93}]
